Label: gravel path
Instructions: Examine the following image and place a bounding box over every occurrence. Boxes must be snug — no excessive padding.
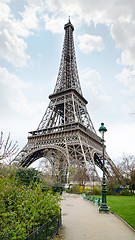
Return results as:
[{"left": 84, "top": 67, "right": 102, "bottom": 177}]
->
[{"left": 55, "top": 193, "right": 135, "bottom": 240}]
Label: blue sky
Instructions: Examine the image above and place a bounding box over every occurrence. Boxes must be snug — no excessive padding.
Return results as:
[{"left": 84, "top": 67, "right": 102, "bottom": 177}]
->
[{"left": 1, "top": 0, "right": 135, "bottom": 165}]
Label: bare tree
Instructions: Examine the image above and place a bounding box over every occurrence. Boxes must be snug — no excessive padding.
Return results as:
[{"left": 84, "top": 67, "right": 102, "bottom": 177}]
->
[
  {"left": 69, "top": 166, "right": 88, "bottom": 185},
  {"left": 117, "top": 154, "right": 135, "bottom": 192},
  {"left": 0, "top": 132, "right": 18, "bottom": 164},
  {"left": 131, "top": 169, "right": 135, "bottom": 192}
]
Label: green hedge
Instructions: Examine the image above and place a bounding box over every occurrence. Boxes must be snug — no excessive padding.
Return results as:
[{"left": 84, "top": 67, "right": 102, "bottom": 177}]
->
[{"left": 0, "top": 170, "right": 61, "bottom": 239}]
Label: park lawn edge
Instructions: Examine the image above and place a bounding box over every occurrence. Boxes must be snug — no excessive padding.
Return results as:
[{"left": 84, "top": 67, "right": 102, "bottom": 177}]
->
[
  {"left": 110, "top": 210, "right": 135, "bottom": 232},
  {"left": 91, "top": 195, "right": 135, "bottom": 230}
]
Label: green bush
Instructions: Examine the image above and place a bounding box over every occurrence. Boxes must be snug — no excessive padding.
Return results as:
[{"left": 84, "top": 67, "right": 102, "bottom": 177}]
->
[
  {"left": 52, "top": 182, "right": 64, "bottom": 194},
  {"left": 66, "top": 184, "right": 80, "bottom": 193},
  {"left": 90, "top": 186, "right": 102, "bottom": 195},
  {"left": 83, "top": 187, "right": 90, "bottom": 194},
  {"left": 66, "top": 184, "right": 90, "bottom": 194},
  {"left": 14, "top": 168, "right": 41, "bottom": 186},
  {"left": 119, "top": 189, "right": 133, "bottom": 196},
  {"left": 0, "top": 172, "right": 61, "bottom": 239}
]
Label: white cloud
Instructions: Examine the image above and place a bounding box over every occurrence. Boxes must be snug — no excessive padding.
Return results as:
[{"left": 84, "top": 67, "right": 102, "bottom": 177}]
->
[
  {"left": 78, "top": 34, "right": 105, "bottom": 54},
  {"left": 43, "top": 14, "right": 66, "bottom": 34},
  {"left": 45, "top": 0, "right": 83, "bottom": 17},
  {"left": 20, "top": 4, "right": 43, "bottom": 31},
  {"left": 80, "top": 68, "right": 111, "bottom": 111},
  {"left": 0, "top": 27, "right": 30, "bottom": 67},
  {"left": 1, "top": 0, "right": 135, "bottom": 68},
  {"left": 43, "top": 0, "right": 135, "bottom": 68},
  {"left": 116, "top": 68, "right": 135, "bottom": 96},
  {"left": 122, "top": 98, "right": 135, "bottom": 117},
  {"left": 0, "top": 1, "right": 44, "bottom": 67},
  {"left": 0, "top": 65, "right": 48, "bottom": 150},
  {"left": 0, "top": 2, "right": 30, "bottom": 67},
  {"left": 0, "top": 67, "right": 47, "bottom": 117},
  {"left": 106, "top": 122, "right": 135, "bottom": 161},
  {"left": 1, "top": 0, "right": 10, "bottom": 2},
  {"left": 111, "top": 19, "right": 135, "bottom": 67},
  {"left": 0, "top": 1, "right": 11, "bottom": 21},
  {"left": 26, "top": 0, "right": 44, "bottom": 7},
  {"left": 116, "top": 68, "right": 135, "bottom": 118}
]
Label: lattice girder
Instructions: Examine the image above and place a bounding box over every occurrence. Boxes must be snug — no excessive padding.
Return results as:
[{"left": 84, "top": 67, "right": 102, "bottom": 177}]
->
[
  {"left": 14, "top": 126, "right": 119, "bottom": 181},
  {"left": 38, "top": 90, "right": 96, "bottom": 133},
  {"left": 14, "top": 19, "right": 121, "bottom": 183}
]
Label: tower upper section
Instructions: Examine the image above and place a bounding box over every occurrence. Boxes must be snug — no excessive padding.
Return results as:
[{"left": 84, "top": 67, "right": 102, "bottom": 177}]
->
[
  {"left": 36, "top": 20, "right": 96, "bottom": 134},
  {"left": 53, "top": 19, "right": 83, "bottom": 95}
]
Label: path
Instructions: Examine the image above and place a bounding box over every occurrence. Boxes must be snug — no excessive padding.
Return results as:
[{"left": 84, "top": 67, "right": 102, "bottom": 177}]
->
[{"left": 56, "top": 193, "right": 135, "bottom": 240}]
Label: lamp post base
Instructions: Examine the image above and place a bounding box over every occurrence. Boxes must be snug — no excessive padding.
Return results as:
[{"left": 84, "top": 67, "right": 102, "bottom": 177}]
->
[{"left": 99, "top": 203, "right": 109, "bottom": 213}]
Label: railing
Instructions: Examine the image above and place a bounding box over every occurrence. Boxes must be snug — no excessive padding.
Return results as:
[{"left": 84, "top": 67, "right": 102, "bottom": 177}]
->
[
  {"left": 28, "top": 122, "right": 101, "bottom": 144},
  {"left": 24, "top": 209, "right": 62, "bottom": 240},
  {"left": 28, "top": 123, "right": 80, "bottom": 136}
]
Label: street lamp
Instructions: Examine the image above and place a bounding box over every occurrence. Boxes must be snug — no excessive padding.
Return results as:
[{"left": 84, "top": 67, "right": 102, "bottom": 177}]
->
[{"left": 99, "top": 123, "right": 109, "bottom": 213}]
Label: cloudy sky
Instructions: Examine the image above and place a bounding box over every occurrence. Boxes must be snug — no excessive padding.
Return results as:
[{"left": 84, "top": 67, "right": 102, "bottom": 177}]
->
[{"left": 1, "top": 0, "right": 135, "bottom": 165}]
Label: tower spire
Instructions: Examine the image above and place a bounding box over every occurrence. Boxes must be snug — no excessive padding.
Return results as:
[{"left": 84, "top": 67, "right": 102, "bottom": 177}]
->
[{"left": 53, "top": 19, "right": 82, "bottom": 95}]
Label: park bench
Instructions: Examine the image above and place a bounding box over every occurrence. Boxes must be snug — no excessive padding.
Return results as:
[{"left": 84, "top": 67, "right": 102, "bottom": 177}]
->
[{"left": 82, "top": 194, "right": 102, "bottom": 206}]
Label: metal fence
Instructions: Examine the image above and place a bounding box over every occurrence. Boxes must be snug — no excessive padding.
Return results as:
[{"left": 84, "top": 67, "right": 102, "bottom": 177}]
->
[{"left": 24, "top": 209, "right": 62, "bottom": 240}]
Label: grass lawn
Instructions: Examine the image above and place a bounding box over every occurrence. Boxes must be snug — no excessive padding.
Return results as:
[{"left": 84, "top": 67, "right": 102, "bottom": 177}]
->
[
  {"left": 106, "top": 195, "right": 135, "bottom": 229},
  {"left": 92, "top": 195, "right": 135, "bottom": 229}
]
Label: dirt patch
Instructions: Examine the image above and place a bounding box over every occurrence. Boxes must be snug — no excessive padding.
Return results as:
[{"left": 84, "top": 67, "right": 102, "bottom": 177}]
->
[{"left": 53, "top": 227, "right": 65, "bottom": 240}]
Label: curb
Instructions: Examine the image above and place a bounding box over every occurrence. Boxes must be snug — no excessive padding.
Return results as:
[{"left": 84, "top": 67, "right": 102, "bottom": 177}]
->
[
  {"left": 110, "top": 211, "right": 135, "bottom": 233},
  {"left": 82, "top": 194, "right": 135, "bottom": 233}
]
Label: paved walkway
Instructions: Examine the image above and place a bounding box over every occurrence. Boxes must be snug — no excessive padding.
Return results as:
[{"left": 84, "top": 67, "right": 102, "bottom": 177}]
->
[{"left": 57, "top": 193, "right": 135, "bottom": 240}]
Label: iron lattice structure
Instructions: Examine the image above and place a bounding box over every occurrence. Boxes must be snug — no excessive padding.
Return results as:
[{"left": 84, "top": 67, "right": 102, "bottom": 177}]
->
[{"left": 15, "top": 20, "right": 119, "bottom": 182}]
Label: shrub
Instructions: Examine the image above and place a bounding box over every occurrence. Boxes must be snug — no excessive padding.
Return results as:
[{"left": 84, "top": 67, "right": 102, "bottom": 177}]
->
[
  {"left": 0, "top": 172, "right": 61, "bottom": 239},
  {"left": 70, "top": 184, "right": 80, "bottom": 193},
  {"left": 107, "top": 177, "right": 121, "bottom": 195},
  {"left": 52, "top": 182, "right": 64, "bottom": 194},
  {"left": 14, "top": 168, "right": 41, "bottom": 186},
  {"left": 119, "top": 189, "right": 133, "bottom": 196},
  {"left": 66, "top": 184, "right": 90, "bottom": 194},
  {"left": 83, "top": 187, "right": 90, "bottom": 194},
  {"left": 0, "top": 163, "right": 16, "bottom": 176},
  {"left": 79, "top": 186, "right": 84, "bottom": 193},
  {"left": 90, "top": 186, "right": 102, "bottom": 195}
]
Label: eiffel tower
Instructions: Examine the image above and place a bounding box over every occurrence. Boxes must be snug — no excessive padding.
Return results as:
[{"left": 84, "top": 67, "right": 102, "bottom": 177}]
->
[{"left": 15, "top": 19, "right": 119, "bottom": 183}]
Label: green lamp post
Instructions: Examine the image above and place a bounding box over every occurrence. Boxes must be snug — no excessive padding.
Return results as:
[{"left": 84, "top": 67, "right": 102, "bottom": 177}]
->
[{"left": 99, "top": 123, "right": 109, "bottom": 213}]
